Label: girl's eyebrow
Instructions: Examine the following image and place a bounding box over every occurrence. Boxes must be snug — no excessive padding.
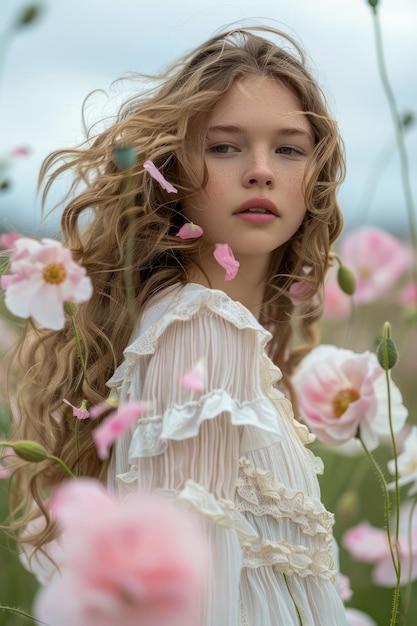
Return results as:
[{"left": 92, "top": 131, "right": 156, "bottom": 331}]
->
[{"left": 207, "top": 124, "right": 313, "bottom": 140}]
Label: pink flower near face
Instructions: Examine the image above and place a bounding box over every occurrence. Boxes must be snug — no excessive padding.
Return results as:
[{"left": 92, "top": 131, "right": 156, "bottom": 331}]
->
[
  {"left": 213, "top": 243, "right": 239, "bottom": 281},
  {"left": 1, "top": 237, "right": 93, "bottom": 331},
  {"left": 340, "top": 227, "right": 410, "bottom": 304},
  {"left": 34, "top": 478, "right": 208, "bottom": 626},
  {"left": 293, "top": 345, "right": 408, "bottom": 450},
  {"left": 92, "top": 400, "right": 150, "bottom": 460}
]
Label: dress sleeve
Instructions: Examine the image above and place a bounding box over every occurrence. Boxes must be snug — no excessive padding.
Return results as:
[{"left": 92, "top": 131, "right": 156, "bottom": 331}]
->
[{"left": 106, "top": 309, "right": 283, "bottom": 625}]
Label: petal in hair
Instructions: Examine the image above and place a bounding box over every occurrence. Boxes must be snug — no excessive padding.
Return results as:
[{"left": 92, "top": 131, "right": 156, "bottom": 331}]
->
[
  {"left": 213, "top": 243, "right": 239, "bottom": 281},
  {"left": 176, "top": 223, "right": 204, "bottom": 239},
  {"left": 143, "top": 160, "right": 178, "bottom": 194}
]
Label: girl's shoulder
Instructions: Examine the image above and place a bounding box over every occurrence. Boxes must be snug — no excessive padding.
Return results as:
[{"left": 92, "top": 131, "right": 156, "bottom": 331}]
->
[{"left": 135, "top": 282, "right": 271, "bottom": 353}]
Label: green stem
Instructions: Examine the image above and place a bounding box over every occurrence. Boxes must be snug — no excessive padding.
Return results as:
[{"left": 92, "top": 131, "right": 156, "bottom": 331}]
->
[
  {"left": 70, "top": 313, "right": 89, "bottom": 385},
  {"left": 122, "top": 170, "right": 137, "bottom": 322},
  {"left": 46, "top": 454, "right": 75, "bottom": 479},
  {"left": 358, "top": 434, "right": 400, "bottom": 626},
  {"left": 0, "top": 605, "right": 47, "bottom": 624},
  {"left": 401, "top": 497, "right": 417, "bottom": 622},
  {"left": 370, "top": 6, "right": 417, "bottom": 284}
]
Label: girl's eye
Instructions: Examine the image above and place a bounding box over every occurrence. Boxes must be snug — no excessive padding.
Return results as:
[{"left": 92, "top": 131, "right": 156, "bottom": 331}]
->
[
  {"left": 276, "top": 146, "right": 303, "bottom": 156},
  {"left": 209, "top": 144, "right": 237, "bottom": 154}
]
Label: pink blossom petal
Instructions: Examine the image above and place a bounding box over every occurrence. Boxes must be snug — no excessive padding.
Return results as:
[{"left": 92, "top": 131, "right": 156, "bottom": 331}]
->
[
  {"left": 340, "top": 227, "right": 410, "bottom": 304},
  {"left": 0, "top": 232, "right": 21, "bottom": 249},
  {"left": 293, "top": 344, "right": 407, "bottom": 450},
  {"left": 343, "top": 522, "right": 390, "bottom": 562},
  {"left": 179, "top": 358, "right": 205, "bottom": 391},
  {"left": 175, "top": 223, "right": 204, "bottom": 239},
  {"left": 143, "top": 160, "right": 178, "bottom": 194},
  {"left": 93, "top": 401, "right": 151, "bottom": 460},
  {"left": 345, "top": 608, "right": 377, "bottom": 626},
  {"left": 35, "top": 479, "right": 208, "bottom": 626},
  {"left": 213, "top": 243, "right": 239, "bottom": 281},
  {"left": 1, "top": 236, "right": 93, "bottom": 330},
  {"left": 63, "top": 398, "right": 90, "bottom": 420}
]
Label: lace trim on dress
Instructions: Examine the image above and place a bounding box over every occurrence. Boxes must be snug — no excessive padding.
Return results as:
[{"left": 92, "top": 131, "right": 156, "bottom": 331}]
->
[
  {"left": 236, "top": 457, "right": 334, "bottom": 540},
  {"left": 126, "top": 390, "right": 283, "bottom": 458},
  {"left": 107, "top": 283, "right": 273, "bottom": 388},
  {"left": 242, "top": 539, "right": 337, "bottom": 580},
  {"left": 116, "top": 475, "right": 259, "bottom": 544}
]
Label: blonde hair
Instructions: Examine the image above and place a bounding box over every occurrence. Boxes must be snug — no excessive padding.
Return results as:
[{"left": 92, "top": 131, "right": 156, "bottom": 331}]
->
[{"left": 5, "top": 26, "right": 344, "bottom": 552}]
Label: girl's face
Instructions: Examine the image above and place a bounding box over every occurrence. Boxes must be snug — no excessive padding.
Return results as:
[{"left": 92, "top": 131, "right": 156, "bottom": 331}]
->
[{"left": 182, "top": 76, "right": 314, "bottom": 265}]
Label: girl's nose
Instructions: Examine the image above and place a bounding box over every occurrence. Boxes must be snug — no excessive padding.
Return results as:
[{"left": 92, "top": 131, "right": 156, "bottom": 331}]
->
[{"left": 242, "top": 152, "right": 275, "bottom": 188}]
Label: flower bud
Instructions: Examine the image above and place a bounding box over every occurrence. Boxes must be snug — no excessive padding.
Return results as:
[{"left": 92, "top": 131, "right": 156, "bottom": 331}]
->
[
  {"left": 113, "top": 146, "right": 136, "bottom": 170},
  {"left": 336, "top": 490, "right": 360, "bottom": 526},
  {"left": 367, "top": 0, "right": 379, "bottom": 8},
  {"left": 377, "top": 337, "right": 398, "bottom": 370},
  {"left": 10, "top": 440, "right": 49, "bottom": 463},
  {"left": 16, "top": 4, "right": 42, "bottom": 28},
  {"left": 337, "top": 265, "right": 356, "bottom": 296},
  {"left": 64, "top": 301, "right": 78, "bottom": 316}
]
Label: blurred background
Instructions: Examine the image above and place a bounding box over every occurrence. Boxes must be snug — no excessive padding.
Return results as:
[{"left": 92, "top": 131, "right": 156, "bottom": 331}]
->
[{"left": 1, "top": 1, "right": 416, "bottom": 625}]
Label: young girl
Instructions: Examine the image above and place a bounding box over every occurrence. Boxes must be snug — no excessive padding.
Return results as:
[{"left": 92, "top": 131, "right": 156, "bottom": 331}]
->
[{"left": 7, "top": 25, "right": 348, "bottom": 625}]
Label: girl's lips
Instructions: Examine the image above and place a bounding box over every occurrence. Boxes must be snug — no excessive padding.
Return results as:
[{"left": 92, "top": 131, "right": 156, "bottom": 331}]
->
[
  {"left": 234, "top": 197, "right": 280, "bottom": 217},
  {"left": 235, "top": 212, "right": 277, "bottom": 225}
]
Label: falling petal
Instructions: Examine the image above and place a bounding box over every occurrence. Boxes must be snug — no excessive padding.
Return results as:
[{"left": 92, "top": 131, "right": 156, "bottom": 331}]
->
[
  {"left": 213, "top": 243, "right": 239, "bottom": 281},
  {"left": 11, "top": 147, "right": 30, "bottom": 158},
  {"left": 179, "top": 357, "right": 205, "bottom": 391},
  {"left": 89, "top": 398, "right": 119, "bottom": 419},
  {"left": 93, "top": 400, "right": 152, "bottom": 460},
  {"left": 176, "top": 223, "right": 204, "bottom": 239},
  {"left": 143, "top": 160, "right": 178, "bottom": 194}
]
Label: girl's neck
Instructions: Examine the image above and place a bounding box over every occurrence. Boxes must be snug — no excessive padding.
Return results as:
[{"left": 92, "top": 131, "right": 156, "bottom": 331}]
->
[{"left": 188, "top": 251, "right": 269, "bottom": 320}]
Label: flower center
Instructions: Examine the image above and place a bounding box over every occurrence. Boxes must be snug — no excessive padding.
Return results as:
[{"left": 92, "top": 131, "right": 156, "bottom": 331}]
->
[
  {"left": 359, "top": 265, "right": 371, "bottom": 280},
  {"left": 332, "top": 388, "right": 360, "bottom": 418},
  {"left": 43, "top": 262, "right": 67, "bottom": 284}
]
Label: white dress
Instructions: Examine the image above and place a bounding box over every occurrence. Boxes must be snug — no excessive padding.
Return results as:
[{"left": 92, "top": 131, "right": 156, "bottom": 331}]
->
[{"left": 106, "top": 283, "right": 348, "bottom": 626}]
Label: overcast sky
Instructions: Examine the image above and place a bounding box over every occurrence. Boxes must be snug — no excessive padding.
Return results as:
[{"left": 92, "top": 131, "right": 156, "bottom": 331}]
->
[{"left": 0, "top": 0, "right": 416, "bottom": 238}]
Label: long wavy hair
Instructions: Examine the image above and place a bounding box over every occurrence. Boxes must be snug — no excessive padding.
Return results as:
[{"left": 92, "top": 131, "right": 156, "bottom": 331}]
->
[{"left": 5, "top": 25, "right": 344, "bottom": 553}]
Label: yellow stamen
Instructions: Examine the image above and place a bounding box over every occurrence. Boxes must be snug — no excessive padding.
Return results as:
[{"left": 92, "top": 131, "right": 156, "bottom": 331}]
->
[
  {"left": 332, "top": 388, "right": 360, "bottom": 418},
  {"left": 43, "top": 262, "right": 67, "bottom": 284}
]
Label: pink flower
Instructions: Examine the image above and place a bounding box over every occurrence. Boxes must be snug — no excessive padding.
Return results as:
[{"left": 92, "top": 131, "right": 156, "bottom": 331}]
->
[
  {"left": 34, "top": 478, "right": 208, "bottom": 626},
  {"left": 175, "top": 222, "right": 204, "bottom": 239},
  {"left": 179, "top": 357, "right": 205, "bottom": 391},
  {"left": 92, "top": 400, "right": 150, "bottom": 460},
  {"left": 343, "top": 502, "right": 417, "bottom": 587},
  {"left": 400, "top": 280, "right": 417, "bottom": 306},
  {"left": 0, "top": 232, "right": 21, "bottom": 249},
  {"left": 1, "top": 237, "right": 93, "bottom": 331},
  {"left": 345, "top": 608, "right": 377, "bottom": 626},
  {"left": 293, "top": 345, "right": 408, "bottom": 450},
  {"left": 143, "top": 160, "right": 178, "bottom": 194},
  {"left": 338, "top": 573, "right": 353, "bottom": 601},
  {"left": 63, "top": 399, "right": 90, "bottom": 420},
  {"left": 340, "top": 227, "right": 410, "bottom": 304},
  {"left": 213, "top": 243, "right": 239, "bottom": 281},
  {"left": 323, "top": 265, "right": 351, "bottom": 320}
]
